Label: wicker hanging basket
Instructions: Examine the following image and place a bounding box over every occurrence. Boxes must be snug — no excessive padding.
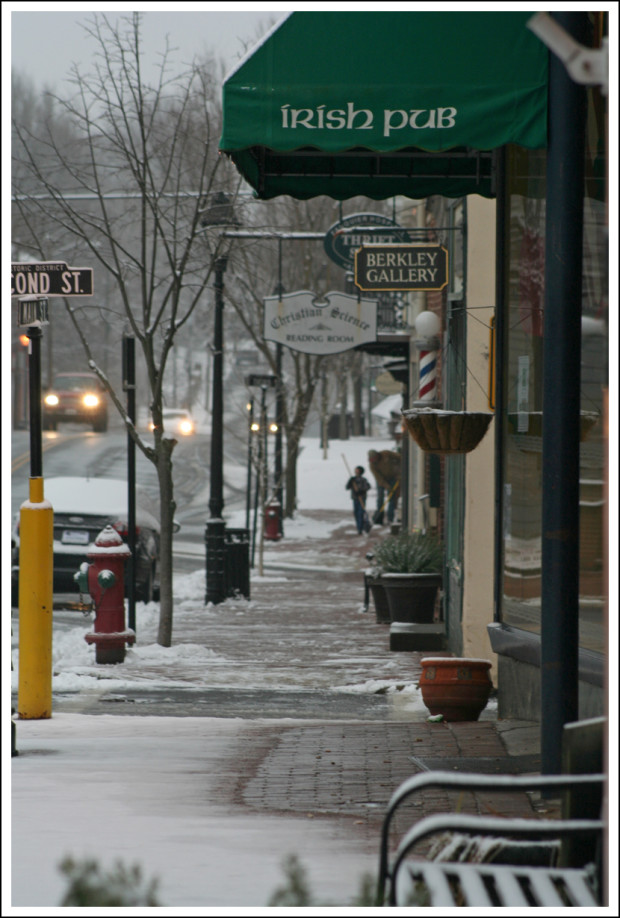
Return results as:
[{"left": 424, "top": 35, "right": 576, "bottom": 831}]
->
[{"left": 402, "top": 408, "right": 493, "bottom": 454}]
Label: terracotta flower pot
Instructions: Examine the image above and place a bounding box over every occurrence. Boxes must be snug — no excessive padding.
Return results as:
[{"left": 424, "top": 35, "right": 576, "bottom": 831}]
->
[
  {"left": 419, "top": 657, "right": 493, "bottom": 721},
  {"left": 368, "top": 576, "right": 391, "bottom": 623},
  {"left": 382, "top": 572, "right": 441, "bottom": 623}
]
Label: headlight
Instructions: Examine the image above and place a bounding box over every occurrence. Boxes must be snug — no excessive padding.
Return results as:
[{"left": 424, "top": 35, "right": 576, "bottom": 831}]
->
[
  {"left": 179, "top": 420, "right": 194, "bottom": 435},
  {"left": 44, "top": 394, "right": 59, "bottom": 406},
  {"left": 83, "top": 394, "right": 99, "bottom": 407}
]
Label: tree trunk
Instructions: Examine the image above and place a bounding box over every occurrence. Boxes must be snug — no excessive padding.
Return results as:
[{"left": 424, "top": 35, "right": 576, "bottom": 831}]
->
[
  {"left": 338, "top": 373, "right": 349, "bottom": 439},
  {"left": 284, "top": 437, "right": 299, "bottom": 518},
  {"left": 352, "top": 374, "right": 364, "bottom": 435},
  {"left": 156, "top": 437, "right": 176, "bottom": 647}
]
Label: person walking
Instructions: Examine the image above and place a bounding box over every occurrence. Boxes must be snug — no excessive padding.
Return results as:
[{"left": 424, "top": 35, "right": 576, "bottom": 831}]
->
[
  {"left": 368, "top": 449, "right": 401, "bottom": 525},
  {"left": 346, "top": 465, "right": 372, "bottom": 534}
]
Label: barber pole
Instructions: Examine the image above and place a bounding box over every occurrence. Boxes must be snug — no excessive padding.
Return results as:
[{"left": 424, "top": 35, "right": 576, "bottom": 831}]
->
[{"left": 418, "top": 349, "right": 437, "bottom": 401}]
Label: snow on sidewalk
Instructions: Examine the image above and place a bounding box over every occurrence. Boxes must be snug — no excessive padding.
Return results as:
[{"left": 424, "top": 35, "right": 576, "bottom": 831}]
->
[{"left": 11, "top": 714, "right": 379, "bottom": 908}]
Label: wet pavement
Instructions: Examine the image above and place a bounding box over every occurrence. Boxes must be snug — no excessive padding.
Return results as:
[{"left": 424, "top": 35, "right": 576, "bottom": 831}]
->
[{"left": 41, "top": 510, "right": 546, "bottom": 843}]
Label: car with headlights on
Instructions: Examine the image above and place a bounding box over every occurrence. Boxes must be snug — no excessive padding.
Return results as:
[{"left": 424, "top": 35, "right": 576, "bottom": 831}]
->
[
  {"left": 149, "top": 408, "right": 195, "bottom": 436},
  {"left": 43, "top": 371, "right": 108, "bottom": 432},
  {"left": 11, "top": 477, "right": 178, "bottom": 604}
]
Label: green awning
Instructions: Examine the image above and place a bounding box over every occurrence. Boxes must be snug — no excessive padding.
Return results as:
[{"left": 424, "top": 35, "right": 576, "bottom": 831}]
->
[{"left": 220, "top": 11, "right": 548, "bottom": 200}]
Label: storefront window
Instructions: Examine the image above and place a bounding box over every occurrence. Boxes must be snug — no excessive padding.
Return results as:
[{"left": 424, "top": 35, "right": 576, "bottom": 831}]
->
[
  {"left": 501, "top": 151, "right": 545, "bottom": 634},
  {"left": 500, "top": 86, "right": 607, "bottom": 655}
]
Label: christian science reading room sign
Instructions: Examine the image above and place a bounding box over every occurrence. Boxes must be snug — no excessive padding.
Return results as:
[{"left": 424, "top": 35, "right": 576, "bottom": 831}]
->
[
  {"left": 263, "top": 290, "right": 377, "bottom": 355},
  {"left": 355, "top": 244, "right": 448, "bottom": 292},
  {"left": 11, "top": 261, "right": 94, "bottom": 297}
]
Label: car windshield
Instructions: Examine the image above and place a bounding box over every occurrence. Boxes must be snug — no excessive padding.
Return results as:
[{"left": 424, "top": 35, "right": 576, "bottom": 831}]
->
[{"left": 52, "top": 376, "right": 98, "bottom": 390}]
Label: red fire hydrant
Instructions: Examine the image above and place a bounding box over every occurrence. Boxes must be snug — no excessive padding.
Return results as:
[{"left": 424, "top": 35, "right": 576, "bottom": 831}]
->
[
  {"left": 76, "top": 525, "right": 135, "bottom": 664},
  {"left": 264, "top": 499, "right": 282, "bottom": 541}
]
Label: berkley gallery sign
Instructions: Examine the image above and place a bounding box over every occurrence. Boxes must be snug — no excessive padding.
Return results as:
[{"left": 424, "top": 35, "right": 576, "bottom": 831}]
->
[
  {"left": 263, "top": 290, "right": 377, "bottom": 355},
  {"left": 355, "top": 244, "right": 448, "bottom": 292}
]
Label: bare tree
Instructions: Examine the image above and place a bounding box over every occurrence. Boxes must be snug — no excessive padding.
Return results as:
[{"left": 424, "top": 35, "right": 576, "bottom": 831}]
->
[
  {"left": 12, "top": 12, "right": 238, "bottom": 646},
  {"left": 221, "top": 198, "right": 338, "bottom": 518},
  {"left": 219, "top": 189, "right": 387, "bottom": 515}
]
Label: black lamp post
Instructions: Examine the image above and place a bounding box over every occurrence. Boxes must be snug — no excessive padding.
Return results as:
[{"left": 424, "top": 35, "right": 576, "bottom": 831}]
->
[
  {"left": 201, "top": 193, "right": 245, "bottom": 605},
  {"left": 245, "top": 397, "right": 255, "bottom": 531},
  {"left": 273, "top": 279, "right": 284, "bottom": 536},
  {"left": 245, "top": 372, "right": 277, "bottom": 565},
  {"left": 205, "top": 256, "right": 228, "bottom": 604}
]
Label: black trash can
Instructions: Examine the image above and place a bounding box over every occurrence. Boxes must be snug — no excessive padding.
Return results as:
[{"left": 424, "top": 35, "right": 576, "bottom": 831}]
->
[{"left": 224, "top": 528, "right": 250, "bottom": 599}]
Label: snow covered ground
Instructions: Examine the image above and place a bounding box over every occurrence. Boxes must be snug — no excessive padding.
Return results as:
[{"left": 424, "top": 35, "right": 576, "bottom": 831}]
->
[
  {"left": 11, "top": 435, "right": 403, "bottom": 699},
  {"left": 10, "top": 714, "right": 382, "bottom": 909},
  {"left": 9, "top": 435, "right": 424, "bottom": 910}
]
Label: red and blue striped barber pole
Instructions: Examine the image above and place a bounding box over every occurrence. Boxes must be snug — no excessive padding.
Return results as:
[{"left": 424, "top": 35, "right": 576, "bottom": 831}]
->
[{"left": 418, "top": 349, "right": 437, "bottom": 401}]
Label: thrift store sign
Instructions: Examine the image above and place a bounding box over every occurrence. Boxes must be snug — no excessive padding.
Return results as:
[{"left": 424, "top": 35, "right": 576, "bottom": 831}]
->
[
  {"left": 323, "top": 212, "right": 415, "bottom": 271},
  {"left": 355, "top": 244, "right": 448, "bottom": 292},
  {"left": 263, "top": 290, "right": 377, "bottom": 355}
]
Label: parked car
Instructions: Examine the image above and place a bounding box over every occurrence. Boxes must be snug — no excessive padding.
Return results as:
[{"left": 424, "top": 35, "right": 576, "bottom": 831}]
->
[
  {"left": 11, "top": 477, "right": 178, "bottom": 604},
  {"left": 149, "top": 408, "right": 195, "bottom": 436},
  {"left": 43, "top": 372, "right": 108, "bottom": 432}
]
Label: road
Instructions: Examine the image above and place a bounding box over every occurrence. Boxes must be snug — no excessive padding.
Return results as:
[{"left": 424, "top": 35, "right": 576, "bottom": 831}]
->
[{"left": 11, "top": 415, "right": 249, "bottom": 577}]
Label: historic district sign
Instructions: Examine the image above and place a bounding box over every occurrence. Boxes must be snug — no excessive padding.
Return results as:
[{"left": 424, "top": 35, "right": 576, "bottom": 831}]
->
[
  {"left": 263, "top": 290, "right": 377, "bottom": 355},
  {"left": 354, "top": 244, "right": 448, "bottom": 292},
  {"left": 323, "top": 213, "right": 415, "bottom": 270},
  {"left": 11, "top": 261, "right": 94, "bottom": 297}
]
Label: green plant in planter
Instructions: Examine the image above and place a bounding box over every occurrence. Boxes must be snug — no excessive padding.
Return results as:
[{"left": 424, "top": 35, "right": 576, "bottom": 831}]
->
[{"left": 373, "top": 530, "right": 443, "bottom": 574}]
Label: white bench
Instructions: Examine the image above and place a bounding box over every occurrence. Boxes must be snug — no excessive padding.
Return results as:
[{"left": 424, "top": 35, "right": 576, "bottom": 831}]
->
[
  {"left": 397, "top": 858, "right": 599, "bottom": 907},
  {"left": 377, "top": 771, "right": 604, "bottom": 907}
]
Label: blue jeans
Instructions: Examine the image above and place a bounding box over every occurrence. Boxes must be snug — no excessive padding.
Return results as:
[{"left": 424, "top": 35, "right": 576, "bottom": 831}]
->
[
  {"left": 376, "top": 485, "right": 397, "bottom": 524},
  {"left": 353, "top": 499, "right": 367, "bottom": 533}
]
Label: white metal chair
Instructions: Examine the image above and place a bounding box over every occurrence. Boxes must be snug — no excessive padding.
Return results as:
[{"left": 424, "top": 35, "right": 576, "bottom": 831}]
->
[{"left": 376, "top": 771, "right": 604, "bottom": 906}]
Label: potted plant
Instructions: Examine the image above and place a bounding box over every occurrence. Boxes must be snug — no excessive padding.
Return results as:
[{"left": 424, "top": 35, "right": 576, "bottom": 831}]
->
[
  {"left": 364, "top": 552, "right": 391, "bottom": 623},
  {"left": 373, "top": 530, "right": 443, "bottom": 623}
]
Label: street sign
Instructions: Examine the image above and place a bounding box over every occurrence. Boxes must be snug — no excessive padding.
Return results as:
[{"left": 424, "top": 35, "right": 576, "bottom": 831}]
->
[
  {"left": 17, "top": 297, "right": 49, "bottom": 328},
  {"left": 11, "top": 262, "right": 94, "bottom": 297},
  {"left": 323, "top": 213, "right": 414, "bottom": 270},
  {"left": 354, "top": 244, "right": 448, "bottom": 292},
  {"left": 246, "top": 374, "right": 277, "bottom": 388}
]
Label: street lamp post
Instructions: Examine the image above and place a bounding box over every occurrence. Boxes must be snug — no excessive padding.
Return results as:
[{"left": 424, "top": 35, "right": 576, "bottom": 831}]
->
[
  {"left": 17, "top": 296, "right": 53, "bottom": 720},
  {"left": 205, "top": 256, "right": 228, "bottom": 605},
  {"left": 201, "top": 193, "right": 253, "bottom": 605},
  {"left": 246, "top": 373, "right": 277, "bottom": 565},
  {"left": 274, "top": 340, "right": 284, "bottom": 535},
  {"left": 245, "top": 397, "right": 255, "bottom": 531},
  {"left": 274, "top": 241, "right": 285, "bottom": 535}
]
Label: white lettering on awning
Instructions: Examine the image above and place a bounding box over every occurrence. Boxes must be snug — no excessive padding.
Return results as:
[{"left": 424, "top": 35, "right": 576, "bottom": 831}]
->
[{"left": 280, "top": 103, "right": 457, "bottom": 135}]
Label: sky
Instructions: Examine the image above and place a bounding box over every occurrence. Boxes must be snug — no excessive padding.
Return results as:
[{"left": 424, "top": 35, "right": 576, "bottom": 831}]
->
[{"left": 8, "top": 4, "right": 291, "bottom": 90}]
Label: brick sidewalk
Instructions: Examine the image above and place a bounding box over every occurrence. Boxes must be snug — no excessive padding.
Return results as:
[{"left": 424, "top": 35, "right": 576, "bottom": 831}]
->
[
  {"left": 220, "top": 719, "right": 543, "bottom": 858},
  {"left": 203, "top": 508, "right": 547, "bottom": 856}
]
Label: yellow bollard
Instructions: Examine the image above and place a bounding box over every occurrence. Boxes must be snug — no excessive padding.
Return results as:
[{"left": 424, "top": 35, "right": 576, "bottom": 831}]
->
[{"left": 17, "top": 477, "right": 54, "bottom": 719}]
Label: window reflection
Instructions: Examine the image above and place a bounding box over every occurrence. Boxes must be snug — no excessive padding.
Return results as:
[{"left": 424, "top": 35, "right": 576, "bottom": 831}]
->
[{"left": 501, "top": 110, "right": 606, "bottom": 656}]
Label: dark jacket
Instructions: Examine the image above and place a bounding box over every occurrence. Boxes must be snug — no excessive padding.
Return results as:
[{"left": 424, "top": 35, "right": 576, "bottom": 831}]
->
[{"left": 346, "top": 474, "right": 371, "bottom": 501}]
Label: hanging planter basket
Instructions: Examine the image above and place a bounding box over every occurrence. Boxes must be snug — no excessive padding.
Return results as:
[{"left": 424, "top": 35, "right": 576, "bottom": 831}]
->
[{"left": 402, "top": 408, "right": 493, "bottom": 455}]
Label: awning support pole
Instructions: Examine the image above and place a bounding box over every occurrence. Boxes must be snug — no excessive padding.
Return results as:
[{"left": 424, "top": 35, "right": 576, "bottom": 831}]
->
[
  {"left": 493, "top": 147, "right": 507, "bottom": 622},
  {"left": 541, "top": 12, "right": 588, "bottom": 774}
]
